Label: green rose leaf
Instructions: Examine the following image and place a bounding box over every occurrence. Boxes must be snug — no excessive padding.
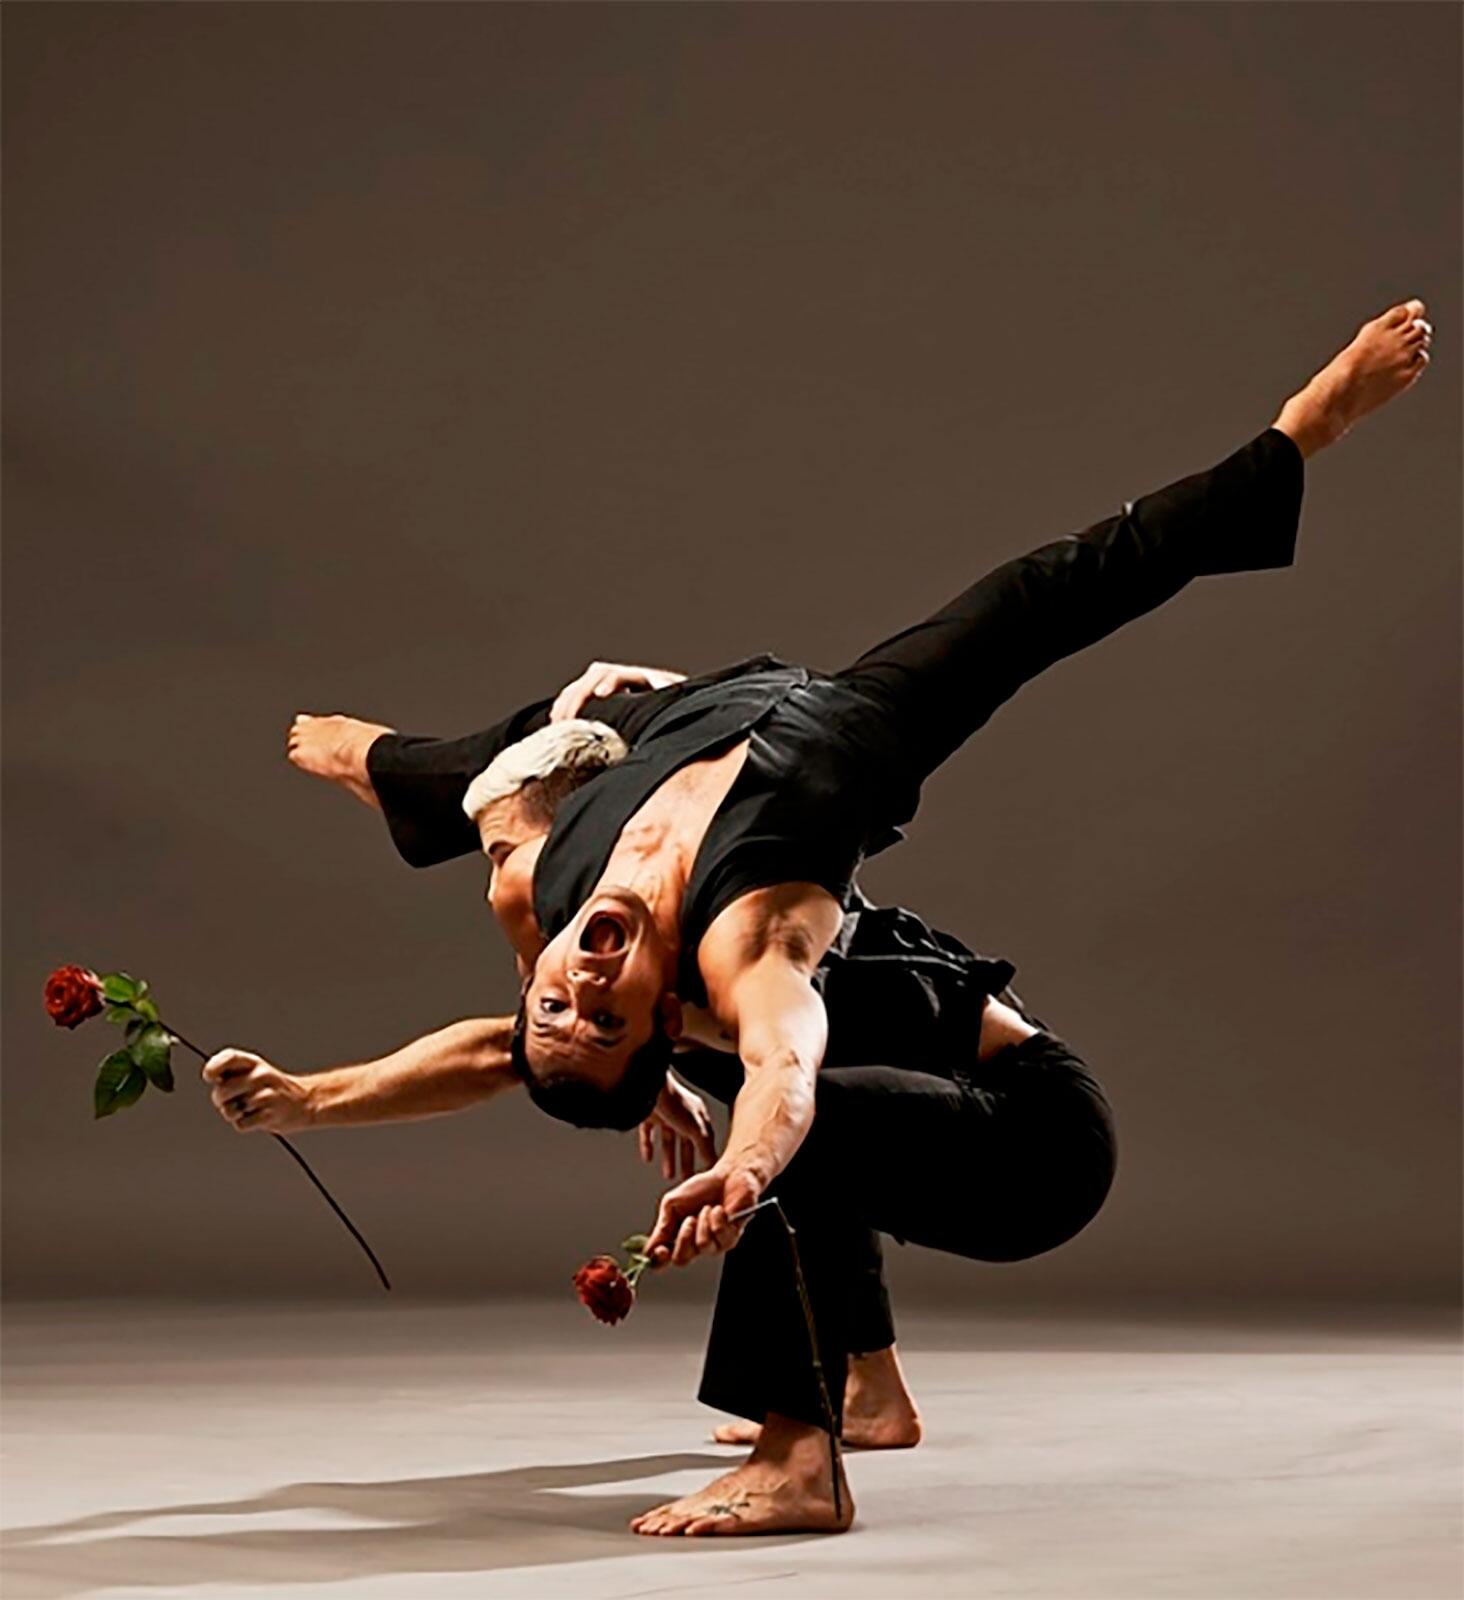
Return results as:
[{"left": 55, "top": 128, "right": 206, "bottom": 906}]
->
[
  {"left": 132, "top": 996, "right": 161, "bottom": 1024},
  {"left": 94, "top": 1050, "right": 147, "bottom": 1118},
  {"left": 622, "top": 1233, "right": 650, "bottom": 1256},
  {"left": 100, "top": 973, "right": 141, "bottom": 1005},
  {"left": 104, "top": 1005, "right": 136, "bottom": 1027},
  {"left": 129, "top": 1025, "right": 175, "bottom": 1092}
]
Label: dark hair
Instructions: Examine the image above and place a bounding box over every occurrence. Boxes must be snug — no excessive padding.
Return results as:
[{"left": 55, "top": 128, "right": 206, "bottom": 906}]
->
[{"left": 510, "top": 1002, "right": 671, "bottom": 1130}]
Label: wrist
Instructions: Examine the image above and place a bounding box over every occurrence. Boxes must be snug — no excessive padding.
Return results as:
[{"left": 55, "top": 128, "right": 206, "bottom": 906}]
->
[
  {"left": 716, "top": 1155, "right": 771, "bottom": 1199},
  {"left": 298, "top": 1072, "right": 330, "bottom": 1128}
]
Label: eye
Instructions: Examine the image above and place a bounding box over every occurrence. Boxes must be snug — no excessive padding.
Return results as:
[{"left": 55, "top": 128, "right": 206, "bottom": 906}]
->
[
  {"left": 540, "top": 996, "right": 567, "bottom": 1015},
  {"left": 592, "top": 1010, "right": 620, "bottom": 1030}
]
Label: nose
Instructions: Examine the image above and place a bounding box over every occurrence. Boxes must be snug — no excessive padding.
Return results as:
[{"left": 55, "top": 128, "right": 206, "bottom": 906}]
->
[{"left": 567, "top": 966, "right": 608, "bottom": 997}]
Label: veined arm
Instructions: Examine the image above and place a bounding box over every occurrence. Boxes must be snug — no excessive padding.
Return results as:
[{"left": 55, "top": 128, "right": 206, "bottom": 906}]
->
[{"left": 201, "top": 1017, "right": 520, "bottom": 1135}]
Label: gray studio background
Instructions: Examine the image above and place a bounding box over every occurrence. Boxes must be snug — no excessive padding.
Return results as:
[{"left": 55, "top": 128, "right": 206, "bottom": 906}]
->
[{"left": 4, "top": 3, "right": 1458, "bottom": 1311}]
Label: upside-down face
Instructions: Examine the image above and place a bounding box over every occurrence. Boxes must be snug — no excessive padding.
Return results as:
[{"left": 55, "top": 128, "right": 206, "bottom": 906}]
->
[{"left": 522, "top": 887, "right": 679, "bottom": 1084}]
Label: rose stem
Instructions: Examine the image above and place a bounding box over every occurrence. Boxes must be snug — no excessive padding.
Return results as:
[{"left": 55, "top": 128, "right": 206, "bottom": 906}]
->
[
  {"left": 167, "top": 1027, "right": 392, "bottom": 1292},
  {"left": 742, "top": 1196, "right": 843, "bottom": 1523}
]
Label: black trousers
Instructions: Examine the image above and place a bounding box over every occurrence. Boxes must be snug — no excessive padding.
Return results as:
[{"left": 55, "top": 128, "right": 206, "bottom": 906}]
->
[
  {"left": 674, "top": 426, "right": 1301, "bottom": 1428},
  {"left": 367, "top": 426, "right": 1302, "bottom": 869},
  {"left": 365, "top": 425, "right": 1303, "bottom": 1429},
  {"left": 818, "top": 424, "right": 1304, "bottom": 823},
  {"left": 675, "top": 1029, "right": 1116, "bottom": 1431}
]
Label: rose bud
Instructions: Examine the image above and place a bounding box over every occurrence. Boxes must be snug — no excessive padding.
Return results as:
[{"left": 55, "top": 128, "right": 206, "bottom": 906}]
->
[
  {"left": 44, "top": 966, "right": 105, "bottom": 1030},
  {"left": 573, "top": 1255, "right": 636, "bottom": 1326}
]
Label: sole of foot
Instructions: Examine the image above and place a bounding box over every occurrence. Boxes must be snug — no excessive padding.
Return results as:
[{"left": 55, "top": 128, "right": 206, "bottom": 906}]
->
[
  {"left": 286, "top": 713, "right": 394, "bottom": 809},
  {"left": 1274, "top": 298, "right": 1432, "bottom": 457}
]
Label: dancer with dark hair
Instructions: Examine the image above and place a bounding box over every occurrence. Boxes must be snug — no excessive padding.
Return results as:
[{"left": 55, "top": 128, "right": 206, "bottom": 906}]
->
[{"left": 243, "top": 301, "right": 1427, "bottom": 1535}]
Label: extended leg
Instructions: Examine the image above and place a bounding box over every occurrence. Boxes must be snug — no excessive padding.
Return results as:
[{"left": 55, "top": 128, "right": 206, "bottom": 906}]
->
[
  {"left": 838, "top": 424, "right": 1306, "bottom": 787},
  {"left": 837, "top": 299, "right": 1429, "bottom": 792}
]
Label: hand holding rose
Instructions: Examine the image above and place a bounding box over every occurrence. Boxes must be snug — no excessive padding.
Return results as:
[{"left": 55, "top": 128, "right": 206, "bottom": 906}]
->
[
  {"left": 202, "top": 1048, "right": 317, "bottom": 1136},
  {"left": 44, "top": 962, "right": 390, "bottom": 1289},
  {"left": 645, "top": 1164, "right": 765, "bottom": 1269}
]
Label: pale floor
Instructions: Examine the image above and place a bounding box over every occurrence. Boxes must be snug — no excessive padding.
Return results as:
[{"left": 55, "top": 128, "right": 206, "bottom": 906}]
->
[{"left": 1, "top": 1299, "right": 1458, "bottom": 1600}]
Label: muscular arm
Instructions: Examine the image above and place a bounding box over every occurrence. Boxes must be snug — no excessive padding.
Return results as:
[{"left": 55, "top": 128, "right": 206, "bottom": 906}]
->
[
  {"left": 715, "top": 957, "right": 828, "bottom": 1192},
  {"left": 202, "top": 1017, "right": 520, "bottom": 1135},
  {"left": 645, "top": 906, "right": 837, "bottom": 1267}
]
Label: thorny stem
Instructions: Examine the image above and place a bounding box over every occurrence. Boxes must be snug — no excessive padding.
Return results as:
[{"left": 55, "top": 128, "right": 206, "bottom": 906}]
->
[{"left": 168, "top": 1026, "right": 392, "bottom": 1292}]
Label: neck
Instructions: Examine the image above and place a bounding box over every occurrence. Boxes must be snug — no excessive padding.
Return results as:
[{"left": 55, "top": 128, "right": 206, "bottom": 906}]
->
[{"left": 599, "top": 823, "right": 688, "bottom": 952}]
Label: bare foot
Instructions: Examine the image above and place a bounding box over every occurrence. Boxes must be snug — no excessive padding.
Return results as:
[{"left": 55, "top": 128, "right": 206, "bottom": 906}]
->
[
  {"left": 286, "top": 713, "right": 394, "bottom": 810},
  {"left": 633, "top": 1413, "right": 852, "bottom": 1537},
  {"left": 1272, "top": 298, "right": 1432, "bottom": 457},
  {"left": 713, "top": 1345, "right": 923, "bottom": 1451}
]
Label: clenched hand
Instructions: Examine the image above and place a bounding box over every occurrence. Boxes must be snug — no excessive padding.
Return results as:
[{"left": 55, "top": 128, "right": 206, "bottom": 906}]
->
[
  {"left": 645, "top": 1165, "right": 764, "bottom": 1269},
  {"left": 202, "top": 1048, "right": 314, "bottom": 1135}
]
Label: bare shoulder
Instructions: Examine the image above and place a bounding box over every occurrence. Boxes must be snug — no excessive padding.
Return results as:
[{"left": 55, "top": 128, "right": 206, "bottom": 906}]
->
[
  {"left": 697, "top": 882, "right": 842, "bottom": 1026},
  {"left": 700, "top": 882, "right": 843, "bottom": 972}
]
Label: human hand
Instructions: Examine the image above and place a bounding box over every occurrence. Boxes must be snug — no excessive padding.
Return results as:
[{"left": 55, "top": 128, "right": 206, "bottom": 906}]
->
[
  {"left": 549, "top": 661, "right": 686, "bottom": 723},
  {"left": 645, "top": 1164, "right": 764, "bottom": 1269},
  {"left": 638, "top": 1074, "right": 718, "bottom": 1181},
  {"left": 202, "top": 1048, "right": 315, "bottom": 1135}
]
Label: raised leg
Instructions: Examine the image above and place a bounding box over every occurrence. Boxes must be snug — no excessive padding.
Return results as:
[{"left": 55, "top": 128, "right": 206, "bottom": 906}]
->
[{"left": 832, "top": 300, "right": 1430, "bottom": 796}]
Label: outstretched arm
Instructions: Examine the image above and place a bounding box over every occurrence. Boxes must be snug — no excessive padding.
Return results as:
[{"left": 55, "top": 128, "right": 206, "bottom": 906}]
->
[{"left": 202, "top": 1017, "right": 520, "bottom": 1135}]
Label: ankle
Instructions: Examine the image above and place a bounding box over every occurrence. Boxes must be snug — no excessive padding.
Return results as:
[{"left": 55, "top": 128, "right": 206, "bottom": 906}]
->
[
  {"left": 754, "top": 1413, "right": 838, "bottom": 1474},
  {"left": 1271, "top": 399, "right": 1332, "bottom": 460}
]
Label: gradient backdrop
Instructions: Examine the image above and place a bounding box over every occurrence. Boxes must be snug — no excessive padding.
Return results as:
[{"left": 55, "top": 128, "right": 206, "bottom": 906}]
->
[{"left": 4, "top": 3, "right": 1459, "bottom": 1313}]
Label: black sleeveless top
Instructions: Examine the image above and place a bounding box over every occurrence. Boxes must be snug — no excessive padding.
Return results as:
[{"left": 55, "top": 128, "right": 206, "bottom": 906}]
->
[{"left": 532, "top": 653, "right": 1011, "bottom": 1009}]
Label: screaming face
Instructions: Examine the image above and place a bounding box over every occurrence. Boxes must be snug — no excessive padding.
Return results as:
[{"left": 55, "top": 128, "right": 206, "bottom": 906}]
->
[{"left": 522, "top": 887, "right": 680, "bottom": 1085}]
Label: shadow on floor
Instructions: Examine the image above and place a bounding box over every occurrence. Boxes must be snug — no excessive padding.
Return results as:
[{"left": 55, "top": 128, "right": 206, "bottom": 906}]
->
[{"left": 1, "top": 1451, "right": 818, "bottom": 1598}]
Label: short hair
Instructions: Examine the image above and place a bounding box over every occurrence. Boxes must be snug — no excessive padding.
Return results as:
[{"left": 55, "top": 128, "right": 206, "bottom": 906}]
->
[
  {"left": 462, "top": 720, "right": 627, "bottom": 834},
  {"left": 509, "top": 1002, "right": 671, "bottom": 1130}
]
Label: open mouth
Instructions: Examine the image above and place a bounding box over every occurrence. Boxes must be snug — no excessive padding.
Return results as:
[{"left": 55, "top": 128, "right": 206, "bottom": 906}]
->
[{"left": 580, "top": 909, "right": 628, "bottom": 955}]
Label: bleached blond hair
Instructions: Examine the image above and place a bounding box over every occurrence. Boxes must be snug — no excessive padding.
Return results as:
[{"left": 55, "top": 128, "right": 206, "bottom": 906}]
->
[{"left": 461, "top": 719, "right": 628, "bottom": 839}]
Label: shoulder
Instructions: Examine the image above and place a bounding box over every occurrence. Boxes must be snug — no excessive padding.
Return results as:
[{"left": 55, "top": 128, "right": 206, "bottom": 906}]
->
[{"left": 696, "top": 883, "right": 842, "bottom": 1015}]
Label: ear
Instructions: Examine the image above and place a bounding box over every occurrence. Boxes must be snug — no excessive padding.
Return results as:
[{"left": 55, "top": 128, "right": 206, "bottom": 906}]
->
[{"left": 658, "top": 992, "right": 684, "bottom": 1041}]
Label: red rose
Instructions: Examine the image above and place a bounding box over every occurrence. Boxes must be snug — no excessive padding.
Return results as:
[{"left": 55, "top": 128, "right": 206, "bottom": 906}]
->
[
  {"left": 44, "top": 966, "right": 105, "bottom": 1030},
  {"left": 573, "top": 1255, "right": 635, "bottom": 1325}
]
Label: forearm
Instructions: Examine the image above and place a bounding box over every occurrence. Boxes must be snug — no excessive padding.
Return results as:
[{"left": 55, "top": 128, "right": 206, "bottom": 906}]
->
[
  {"left": 717, "top": 1055, "right": 816, "bottom": 1192},
  {"left": 305, "top": 1017, "right": 518, "bottom": 1128}
]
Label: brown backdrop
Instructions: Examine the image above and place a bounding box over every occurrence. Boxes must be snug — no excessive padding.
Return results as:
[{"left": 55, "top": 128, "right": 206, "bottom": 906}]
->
[{"left": 4, "top": 2, "right": 1459, "bottom": 1310}]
